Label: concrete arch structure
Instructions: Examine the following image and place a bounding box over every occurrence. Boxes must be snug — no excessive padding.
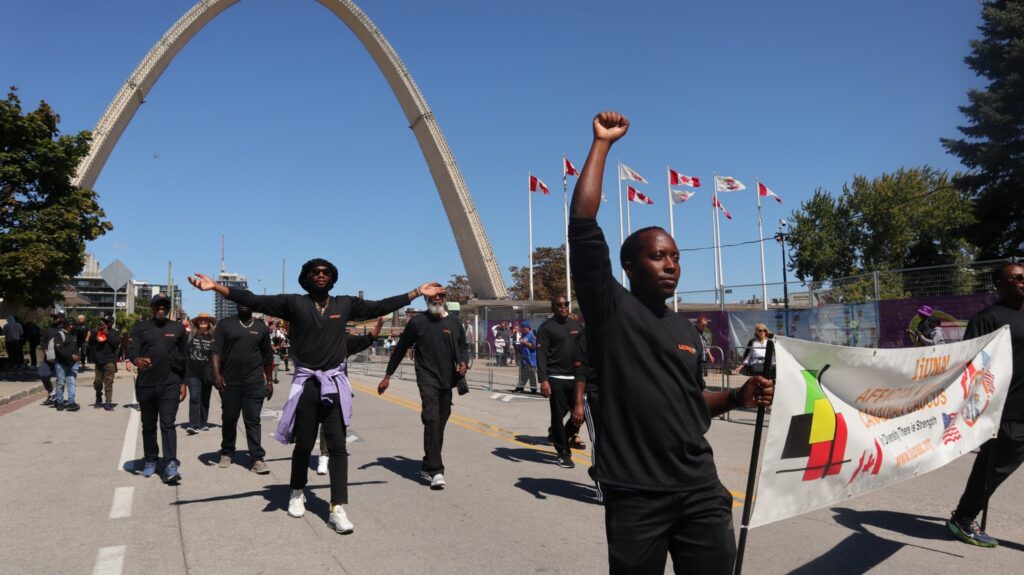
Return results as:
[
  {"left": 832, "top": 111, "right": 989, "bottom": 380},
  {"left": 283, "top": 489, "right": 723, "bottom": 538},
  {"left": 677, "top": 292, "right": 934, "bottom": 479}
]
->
[{"left": 74, "top": 0, "right": 508, "bottom": 299}]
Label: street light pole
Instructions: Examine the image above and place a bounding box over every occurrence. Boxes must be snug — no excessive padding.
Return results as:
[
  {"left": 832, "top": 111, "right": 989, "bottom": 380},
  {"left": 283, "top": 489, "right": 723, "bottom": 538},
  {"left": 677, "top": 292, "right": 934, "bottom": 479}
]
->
[{"left": 775, "top": 220, "right": 790, "bottom": 336}]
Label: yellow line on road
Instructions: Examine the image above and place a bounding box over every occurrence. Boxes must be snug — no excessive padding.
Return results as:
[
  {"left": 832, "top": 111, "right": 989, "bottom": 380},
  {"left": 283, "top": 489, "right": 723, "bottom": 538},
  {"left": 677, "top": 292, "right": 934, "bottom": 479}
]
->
[{"left": 350, "top": 380, "right": 746, "bottom": 507}]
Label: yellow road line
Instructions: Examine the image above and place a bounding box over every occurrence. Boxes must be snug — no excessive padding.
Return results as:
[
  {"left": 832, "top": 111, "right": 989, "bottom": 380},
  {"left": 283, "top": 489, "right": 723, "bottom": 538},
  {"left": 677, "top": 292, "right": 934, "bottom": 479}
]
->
[{"left": 350, "top": 381, "right": 746, "bottom": 507}]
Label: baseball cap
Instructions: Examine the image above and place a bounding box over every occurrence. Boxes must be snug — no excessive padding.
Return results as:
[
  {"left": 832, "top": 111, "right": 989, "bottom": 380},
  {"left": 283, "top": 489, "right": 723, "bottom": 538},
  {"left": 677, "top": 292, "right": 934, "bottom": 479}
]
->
[{"left": 151, "top": 293, "right": 171, "bottom": 306}]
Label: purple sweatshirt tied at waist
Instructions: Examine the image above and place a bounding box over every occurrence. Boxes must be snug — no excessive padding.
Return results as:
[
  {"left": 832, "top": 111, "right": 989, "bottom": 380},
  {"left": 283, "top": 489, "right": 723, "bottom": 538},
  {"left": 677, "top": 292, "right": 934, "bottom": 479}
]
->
[{"left": 274, "top": 363, "right": 351, "bottom": 445}]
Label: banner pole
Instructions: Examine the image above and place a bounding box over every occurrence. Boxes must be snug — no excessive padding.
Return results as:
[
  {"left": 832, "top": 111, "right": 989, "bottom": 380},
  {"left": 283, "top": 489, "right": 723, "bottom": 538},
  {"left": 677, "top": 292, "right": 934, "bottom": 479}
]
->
[{"left": 734, "top": 338, "right": 774, "bottom": 575}]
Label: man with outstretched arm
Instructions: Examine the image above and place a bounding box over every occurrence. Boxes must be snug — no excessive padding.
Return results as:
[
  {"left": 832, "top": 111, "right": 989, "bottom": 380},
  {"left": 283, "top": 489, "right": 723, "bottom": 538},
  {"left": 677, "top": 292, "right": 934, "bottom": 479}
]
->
[
  {"left": 378, "top": 291, "right": 467, "bottom": 490},
  {"left": 569, "top": 111, "right": 774, "bottom": 574},
  {"left": 189, "top": 259, "right": 443, "bottom": 535}
]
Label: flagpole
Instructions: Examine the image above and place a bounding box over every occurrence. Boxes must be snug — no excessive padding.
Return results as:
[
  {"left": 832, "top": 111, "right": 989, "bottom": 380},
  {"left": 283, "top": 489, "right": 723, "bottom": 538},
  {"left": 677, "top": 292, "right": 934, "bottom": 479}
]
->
[
  {"left": 668, "top": 167, "right": 678, "bottom": 312},
  {"left": 626, "top": 190, "right": 633, "bottom": 234},
  {"left": 714, "top": 190, "right": 724, "bottom": 310},
  {"left": 563, "top": 156, "right": 572, "bottom": 312},
  {"left": 711, "top": 173, "right": 720, "bottom": 306},
  {"left": 617, "top": 161, "right": 625, "bottom": 284},
  {"left": 528, "top": 171, "right": 534, "bottom": 301},
  {"left": 734, "top": 339, "right": 774, "bottom": 575},
  {"left": 757, "top": 179, "right": 768, "bottom": 310}
]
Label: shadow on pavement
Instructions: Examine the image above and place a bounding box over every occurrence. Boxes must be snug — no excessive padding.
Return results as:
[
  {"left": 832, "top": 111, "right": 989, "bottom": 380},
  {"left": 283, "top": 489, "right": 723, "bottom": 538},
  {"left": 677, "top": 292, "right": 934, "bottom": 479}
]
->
[
  {"left": 514, "top": 477, "right": 600, "bottom": 504},
  {"left": 358, "top": 455, "right": 426, "bottom": 485},
  {"left": 512, "top": 434, "right": 552, "bottom": 447},
  {"left": 788, "top": 508, "right": 985, "bottom": 574},
  {"left": 492, "top": 446, "right": 559, "bottom": 465}
]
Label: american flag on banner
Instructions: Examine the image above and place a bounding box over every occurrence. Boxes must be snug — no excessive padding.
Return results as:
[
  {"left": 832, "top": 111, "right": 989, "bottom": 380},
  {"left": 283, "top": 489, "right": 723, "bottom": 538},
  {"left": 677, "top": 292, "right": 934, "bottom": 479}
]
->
[
  {"left": 619, "top": 163, "right": 649, "bottom": 184},
  {"left": 714, "top": 175, "right": 746, "bottom": 192},
  {"left": 669, "top": 168, "right": 701, "bottom": 188},
  {"left": 628, "top": 186, "right": 654, "bottom": 205},
  {"left": 942, "top": 412, "right": 961, "bottom": 445},
  {"left": 529, "top": 175, "right": 550, "bottom": 195}
]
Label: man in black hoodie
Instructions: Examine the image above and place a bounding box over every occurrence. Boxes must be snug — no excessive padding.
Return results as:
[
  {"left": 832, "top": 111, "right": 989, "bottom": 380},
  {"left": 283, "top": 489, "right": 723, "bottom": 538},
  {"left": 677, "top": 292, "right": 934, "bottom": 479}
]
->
[
  {"left": 53, "top": 318, "right": 81, "bottom": 411},
  {"left": 569, "top": 111, "right": 774, "bottom": 574},
  {"left": 127, "top": 294, "right": 188, "bottom": 484},
  {"left": 39, "top": 313, "right": 64, "bottom": 406}
]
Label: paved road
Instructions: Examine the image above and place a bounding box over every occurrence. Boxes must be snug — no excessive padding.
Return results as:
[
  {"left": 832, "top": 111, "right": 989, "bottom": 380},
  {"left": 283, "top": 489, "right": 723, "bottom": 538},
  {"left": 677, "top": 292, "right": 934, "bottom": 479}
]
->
[{"left": 0, "top": 363, "right": 1021, "bottom": 574}]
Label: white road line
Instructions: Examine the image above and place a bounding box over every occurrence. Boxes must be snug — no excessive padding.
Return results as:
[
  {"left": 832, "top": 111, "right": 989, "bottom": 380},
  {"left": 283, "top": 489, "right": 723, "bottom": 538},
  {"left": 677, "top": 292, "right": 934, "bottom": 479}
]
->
[
  {"left": 108, "top": 487, "right": 134, "bottom": 519},
  {"left": 92, "top": 546, "right": 126, "bottom": 575},
  {"left": 490, "top": 393, "right": 502, "bottom": 399},
  {"left": 117, "top": 393, "right": 140, "bottom": 471}
]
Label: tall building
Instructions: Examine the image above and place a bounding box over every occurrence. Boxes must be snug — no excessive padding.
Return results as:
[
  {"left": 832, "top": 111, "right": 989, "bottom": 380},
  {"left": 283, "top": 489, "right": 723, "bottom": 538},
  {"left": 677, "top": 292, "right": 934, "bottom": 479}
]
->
[
  {"left": 215, "top": 271, "right": 248, "bottom": 320},
  {"left": 133, "top": 281, "right": 183, "bottom": 316},
  {"left": 70, "top": 254, "right": 136, "bottom": 317}
]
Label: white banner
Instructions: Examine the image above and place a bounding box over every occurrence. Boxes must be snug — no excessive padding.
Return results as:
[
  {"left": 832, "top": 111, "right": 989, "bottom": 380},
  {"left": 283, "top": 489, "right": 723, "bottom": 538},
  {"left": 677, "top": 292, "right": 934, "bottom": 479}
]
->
[{"left": 749, "top": 327, "right": 1012, "bottom": 528}]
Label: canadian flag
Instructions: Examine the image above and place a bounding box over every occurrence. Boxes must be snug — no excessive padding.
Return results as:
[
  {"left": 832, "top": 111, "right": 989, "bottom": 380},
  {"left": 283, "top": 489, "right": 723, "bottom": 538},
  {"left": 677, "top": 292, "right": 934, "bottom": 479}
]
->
[
  {"left": 529, "top": 175, "right": 550, "bottom": 195},
  {"left": 671, "top": 190, "right": 695, "bottom": 204},
  {"left": 619, "top": 163, "right": 649, "bottom": 184},
  {"left": 564, "top": 157, "right": 580, "bottom": 177},
  {"left": 669, "top": 168, "right": 701, "bottom": 188},
  {"left": 714, "top": 175, "right": 746, "bottom": 192},
  {"left": 627, "top": 186, "right": 654, "bottom": 205},
  {"left": 758, "top": 181, "right": 782, "bottom": 204},
  {"left": 712, "top": 195, "right": 732, "bottom": 219}
]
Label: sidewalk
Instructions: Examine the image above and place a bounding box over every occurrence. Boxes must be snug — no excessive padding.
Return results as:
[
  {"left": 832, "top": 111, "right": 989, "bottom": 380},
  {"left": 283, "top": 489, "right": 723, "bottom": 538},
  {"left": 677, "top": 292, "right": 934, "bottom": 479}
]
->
[{"left": 0, "top": 365, "right": 46, "bottom": 406}]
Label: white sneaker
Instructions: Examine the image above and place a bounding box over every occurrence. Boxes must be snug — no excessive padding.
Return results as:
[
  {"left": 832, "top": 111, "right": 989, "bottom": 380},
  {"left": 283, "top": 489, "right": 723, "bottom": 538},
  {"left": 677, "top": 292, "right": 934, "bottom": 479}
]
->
[
  {"left": 329, "top": 504, "right": 354, "bottom": 534},
  {"left": 317, "top": 455, "right": 329, "bottom": 475},
  {"left": 420, "top": 470, "right": 446, "bottom": 490},
  {"left": 287, "top": 489, "right": 306, "bottom": 518}
]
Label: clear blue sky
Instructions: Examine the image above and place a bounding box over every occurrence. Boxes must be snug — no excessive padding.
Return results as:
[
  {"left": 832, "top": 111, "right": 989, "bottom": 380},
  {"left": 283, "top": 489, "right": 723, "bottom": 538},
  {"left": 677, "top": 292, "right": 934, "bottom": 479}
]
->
[{"left": 2, "top": 0, "right": 983, "bottom": 314}]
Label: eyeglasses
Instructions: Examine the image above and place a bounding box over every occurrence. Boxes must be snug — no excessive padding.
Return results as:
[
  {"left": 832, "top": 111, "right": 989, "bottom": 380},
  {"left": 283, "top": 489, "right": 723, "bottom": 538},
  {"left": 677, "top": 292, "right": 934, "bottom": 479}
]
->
[
  {"left": 1005, "top": 273, "right": 1024, "bottom": 284},
  {"left": 310, "top": 268, "right": 331, "bottom": 277}
]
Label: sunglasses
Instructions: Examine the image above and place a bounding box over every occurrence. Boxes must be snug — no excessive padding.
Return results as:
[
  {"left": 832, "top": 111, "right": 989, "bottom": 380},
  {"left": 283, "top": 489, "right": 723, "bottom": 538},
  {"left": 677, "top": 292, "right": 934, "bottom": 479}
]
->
[
  {"left": 1005, "top": 273, "right": 1024, "bottom": 284},
  {"left": 310, "top": 268, "right": 332, "bottom": 277},
  {"left": 554, "top": 302, "right": 570, "bottom": 308},
  {"left": 756, "top": 329, "right": 767, "bottom": 333}
]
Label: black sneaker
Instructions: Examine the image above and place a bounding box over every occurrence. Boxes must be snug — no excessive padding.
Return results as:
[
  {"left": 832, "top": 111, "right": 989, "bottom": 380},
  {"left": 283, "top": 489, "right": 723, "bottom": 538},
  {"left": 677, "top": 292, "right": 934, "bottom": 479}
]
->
[
  {"left": 557, "top": 456, "right": 575, "bottom": 469},
  {"left": 511, "top": 388, "right": 523, "bottom": 394},
  {"left": 947, "top": 514, "right": 998, "bottom": 548},
  {"left": 55, "top": 403, "right": 64, "bottom": 411},
  {"left": 66, "top": 403, "right": 81, "bottom": 412},
  {"left": 42, "top": 397, "right": 54, "bottom": 406}
]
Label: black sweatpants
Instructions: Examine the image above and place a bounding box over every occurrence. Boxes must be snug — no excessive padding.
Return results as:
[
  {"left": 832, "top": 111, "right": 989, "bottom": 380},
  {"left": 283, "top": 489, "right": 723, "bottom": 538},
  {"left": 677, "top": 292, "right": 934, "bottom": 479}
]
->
[
  {"left": 220, "top": 381, "right": 267, "bottom": 460},
  {"left": 290, "top": 378, "right": 348, "bottom": 504},
  {"left": 549, "top": 377, "right": 580, "bottom": 457},
  {"left": 604, "top": 482, "right": 736, "bottom": 575},
  {"left": 138, "top": 382, "right": 181, "bottom": 464},
  {"left": 419, "top": 383, "right": 452, "bottom": 474},
  {"left": 954, "top": 420, "right": 1024, "bottom": 520}
]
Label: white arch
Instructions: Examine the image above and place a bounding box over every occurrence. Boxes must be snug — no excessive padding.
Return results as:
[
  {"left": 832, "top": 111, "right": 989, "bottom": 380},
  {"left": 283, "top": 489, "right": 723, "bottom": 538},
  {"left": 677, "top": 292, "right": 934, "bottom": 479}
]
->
[{"left": 74, "top": 0, "right": 508, "bottom": 299}]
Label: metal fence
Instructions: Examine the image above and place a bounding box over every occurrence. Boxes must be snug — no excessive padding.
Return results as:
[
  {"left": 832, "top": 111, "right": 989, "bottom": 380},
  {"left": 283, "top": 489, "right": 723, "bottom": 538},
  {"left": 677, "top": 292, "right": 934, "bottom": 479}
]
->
[{"left": 676, "top": 259, "right": 1007, "bottom": 308}]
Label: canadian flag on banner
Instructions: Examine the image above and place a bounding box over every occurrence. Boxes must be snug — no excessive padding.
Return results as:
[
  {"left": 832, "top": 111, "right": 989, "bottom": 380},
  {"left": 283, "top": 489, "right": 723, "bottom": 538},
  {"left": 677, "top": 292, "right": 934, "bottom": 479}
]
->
[
  {"left": 529, "top": 175, "right": 550, "bottom": 195},
  {"left": 619, "top": 163, "right": 649, "bottom": 184},
  {"left": 669, "top": 168, "right": 701, "bottom": 188},
  {"left": 564, "top": 157, "right": 580, "bottom": 177},
  {"left": 714, "top": 176, "right": 746, "bottom": 192},
  {"left": 758, "top": 181, "right": 783, "bottom": 204},
  {"left": 671, "top": 190, "right": 695, "bottom": 204},
  {"left": 713, "top": 195, "right": 732, "bottom": 219},
  {"left": 628, "top": 186, "right": 654, "bottom": 205}
]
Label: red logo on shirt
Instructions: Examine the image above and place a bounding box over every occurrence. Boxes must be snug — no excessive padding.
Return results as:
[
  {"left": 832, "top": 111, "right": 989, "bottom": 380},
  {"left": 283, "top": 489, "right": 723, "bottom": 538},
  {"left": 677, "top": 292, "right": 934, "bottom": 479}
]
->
[
  {"left": 249, "top": 331, "right": 259, "bottom": 335},
  {"left": 329, "top": 314, "right": 341, "bottom": 319},
  {"left": 442, "top": 329, "right": 451, "bottom": 334},
  {"left": 569, "top": 330, "right": 579, "bottom": 335},
  {"left": 678, "top": 344, "right": 696, "bottom": 354},
  {"left": 164, "top": 334, "right": 176, "bottom": 338}
]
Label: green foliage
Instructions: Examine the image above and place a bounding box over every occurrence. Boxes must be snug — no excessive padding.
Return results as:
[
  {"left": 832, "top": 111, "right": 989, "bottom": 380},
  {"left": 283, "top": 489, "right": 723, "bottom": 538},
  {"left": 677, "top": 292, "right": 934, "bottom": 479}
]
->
[
  {"left": 115, "top": 310, "right": 140, "bottom": 334},
  {"left": 444, "top": 274, "right": 474, "bottom": 304},
  {"left": 508, "top": 244, "right": 569, "bottom": 301},
  {"left": 0, "top": 88, "right": 112, "bottom": 308},
  {"left": 788, "top": 167, "right": 975, "bottom": 300},
  {"left": 942, "top": 1, "right": 1024, "bottom": 257}
]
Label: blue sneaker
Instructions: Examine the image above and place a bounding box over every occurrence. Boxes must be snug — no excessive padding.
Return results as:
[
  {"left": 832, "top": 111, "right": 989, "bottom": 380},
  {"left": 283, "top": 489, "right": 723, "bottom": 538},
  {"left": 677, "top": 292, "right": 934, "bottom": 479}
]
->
[
  {"left": 142, "top": 461, "right": 158, "bottom": 478},
  {"left": 163, "top": 461, "right": 181, "bottom": 484}
]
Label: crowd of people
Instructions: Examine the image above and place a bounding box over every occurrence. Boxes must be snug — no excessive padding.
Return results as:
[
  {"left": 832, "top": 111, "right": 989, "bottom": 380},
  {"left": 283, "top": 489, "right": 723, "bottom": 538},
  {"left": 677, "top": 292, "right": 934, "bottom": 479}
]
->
[{"left": 4, "top": 110, "right": 1021, "bottom": 573}]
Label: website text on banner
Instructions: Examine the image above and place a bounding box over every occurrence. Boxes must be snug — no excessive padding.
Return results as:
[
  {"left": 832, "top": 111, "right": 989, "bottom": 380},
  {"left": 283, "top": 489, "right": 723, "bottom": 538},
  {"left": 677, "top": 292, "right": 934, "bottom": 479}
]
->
[{"left": 749, "top": 327, "right": 1012, "bottom": 528}]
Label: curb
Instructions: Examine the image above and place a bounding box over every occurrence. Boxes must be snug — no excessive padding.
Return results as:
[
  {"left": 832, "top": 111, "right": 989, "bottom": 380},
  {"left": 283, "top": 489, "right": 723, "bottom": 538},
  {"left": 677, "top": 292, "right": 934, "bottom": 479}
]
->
[{"left": 0, "top": 384, "right": 46, "bottom": 407}]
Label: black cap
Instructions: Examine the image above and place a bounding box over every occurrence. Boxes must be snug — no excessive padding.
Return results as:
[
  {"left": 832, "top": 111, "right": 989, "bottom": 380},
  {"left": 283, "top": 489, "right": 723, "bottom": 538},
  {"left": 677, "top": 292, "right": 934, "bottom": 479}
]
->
[
  {"left": 52, "top": 312, "right": 66, "bottom": 321},
  {"left": 151, "top": 293, "right": 171, "bottom": 306},
  {"left": 102, "top": 315, "right": 115, "bottom": 324}
]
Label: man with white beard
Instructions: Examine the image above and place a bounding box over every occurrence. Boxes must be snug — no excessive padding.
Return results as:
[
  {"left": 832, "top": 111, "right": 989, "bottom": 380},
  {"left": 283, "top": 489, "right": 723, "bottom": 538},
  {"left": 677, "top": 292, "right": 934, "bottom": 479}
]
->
[{"left": 379, "top": 292, "right": 468, "bottom": 490}]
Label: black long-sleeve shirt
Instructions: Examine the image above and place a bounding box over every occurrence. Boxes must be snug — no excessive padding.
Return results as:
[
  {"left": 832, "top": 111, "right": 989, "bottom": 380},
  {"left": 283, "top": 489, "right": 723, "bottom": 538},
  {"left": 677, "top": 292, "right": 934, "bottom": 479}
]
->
[
  {"left": 227, "top": 288, "right": 410, "bottom": 371},
  {"left": 89, "top": 328, "right": 121, "bottom": 365},
  {"left": 573, "top": 331, "right": 599, "bottom": 395},
  {"left": 569, "top": 217, "right": 716, "bottom": 492},
  {"left": 127, "top": 319, "right": 188, "bottom": 387},
  {"left": 965, "top": 302, "right": 1024, "bottom": 421},
  {"left": 212, "top": 316, "right": 273, "bottom": 385},
  {"left": 537, "top": 317, "right": 583, "bottom": 381},
  {"left": 386, "top": 313, "right": 467, "bottom": 389}
]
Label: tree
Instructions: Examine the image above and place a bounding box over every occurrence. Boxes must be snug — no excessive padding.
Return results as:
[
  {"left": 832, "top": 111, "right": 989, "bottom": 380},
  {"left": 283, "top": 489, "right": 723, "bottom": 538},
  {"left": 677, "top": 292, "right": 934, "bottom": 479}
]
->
[
  {"left": 508, "top": 244, "right": 569, "bottom": 301},
  {"left": 444, "top": 273, "right": 474, "bottom": 304},
  {"left": 0, "top": 88, "right": 112, "bottom": 308},
  {"left": 788, "top": 167, "right": 975, "bottom": 301},
  {"left": 942, "top": 1, "right": 1024, "bottom": 257}
]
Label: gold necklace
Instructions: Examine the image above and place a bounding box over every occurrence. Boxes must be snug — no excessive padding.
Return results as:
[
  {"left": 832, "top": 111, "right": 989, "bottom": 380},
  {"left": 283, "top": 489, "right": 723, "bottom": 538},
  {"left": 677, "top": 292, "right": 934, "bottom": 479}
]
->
[{"left": 314, "top": 298, "right": 329, "bottom": 316}]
